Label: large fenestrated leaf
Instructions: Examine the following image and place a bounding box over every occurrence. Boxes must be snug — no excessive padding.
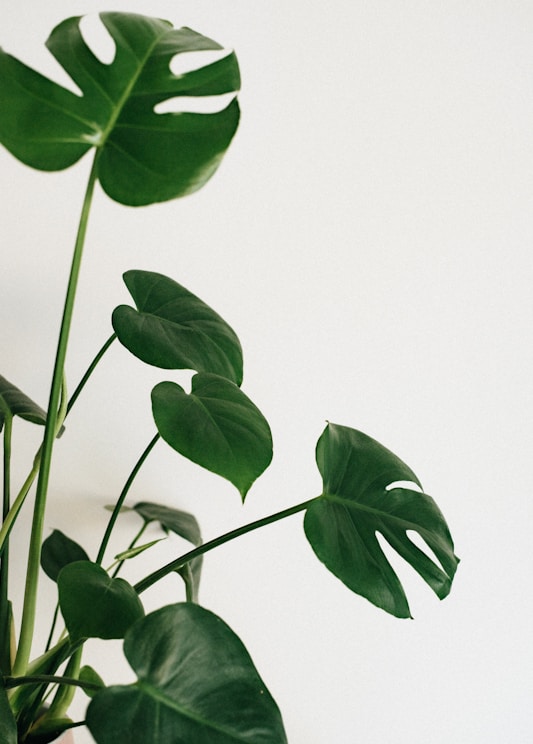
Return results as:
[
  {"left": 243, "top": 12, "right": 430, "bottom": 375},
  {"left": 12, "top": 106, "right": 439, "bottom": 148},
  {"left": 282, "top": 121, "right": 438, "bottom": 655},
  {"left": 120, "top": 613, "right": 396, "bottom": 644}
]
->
[
  {"left": 86, "top": 603, "right": 287, "bottom": 744},
  {"left": 113, "top": 271, "right": 243, "bottom": 385},
  {"left": 0, "top": 12, "right": 240, "bottom": 205},
  {"left": 58, "top": 561, "right": 144, "bottom": 641},
  {"left": 304, "top": 423, "right": 459, "bottom": 618},
  {"left": 134, "top": 501, "right": 203, "bottom": 601},
  {"left": 152, "top": 374, "right": 272, "bottom": 500},
  {"left": 0, "top": 374, "right": 47, "bottom": 433}
]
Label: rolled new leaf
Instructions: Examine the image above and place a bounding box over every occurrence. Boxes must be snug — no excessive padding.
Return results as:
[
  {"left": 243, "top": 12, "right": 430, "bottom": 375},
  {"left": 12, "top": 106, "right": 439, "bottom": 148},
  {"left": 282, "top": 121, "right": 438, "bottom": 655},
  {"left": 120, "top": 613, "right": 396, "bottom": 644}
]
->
[
  {"left": 152, "top": 374, "right": 273, "bottom": 500},
  {"left": 58, "top": 561, "right": 144, "bottom": 641},
  {"left": 305, "top": 423, "right": 459, "bottom": 618},
  {"left": 86, "top": 603, "right": 288, "bottom": 744},
  {"left": 113, "top": 270, "right": 243, "bottom": 385},
  {"left": 0, "top": 13, "right": 240, "bottom": 205}
]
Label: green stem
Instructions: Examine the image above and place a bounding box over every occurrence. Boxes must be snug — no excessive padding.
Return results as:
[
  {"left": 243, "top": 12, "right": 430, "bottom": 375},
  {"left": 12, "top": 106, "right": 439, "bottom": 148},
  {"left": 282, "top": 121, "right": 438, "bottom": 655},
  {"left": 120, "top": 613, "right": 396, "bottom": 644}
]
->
[
  {"left": 4, "top": 673, "right": 99, "bottom": 693},
  {"left": 0, "top": 415, "right": 13, "bottom": 672},
  {"left": 96, "top": 433, "right": 160, "bottom": 566},
  {"left": 66, "top": 333, "right": 116, "bottom": 415},
  {"left": 13, "top": 153, "right": 99, "bottom": 677},
  {"left": 135, "top": 497, "right": 318, "bottom": 594}
]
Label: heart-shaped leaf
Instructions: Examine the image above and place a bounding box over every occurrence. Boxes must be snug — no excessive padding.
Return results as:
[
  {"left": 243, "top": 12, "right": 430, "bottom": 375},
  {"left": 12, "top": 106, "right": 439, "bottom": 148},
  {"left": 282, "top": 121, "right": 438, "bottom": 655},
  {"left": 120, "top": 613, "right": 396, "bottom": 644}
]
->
[
  {"left": 152, "top": 374, "right": 273, "bottom": 500},
  {"left": 41, "top": 530, "right": 90, "bottom": 582},
  {"left": 134, "top": 501, "right": 203, "bottom": 601},
  {"left": 86, "top": 603, "right": 287, "bottom": 744},
  {"left": 0, "top": 13, "right": 240, "bottom": 205},
  {"left": 0, "top": 374, "right": 47, "bottom": 432},
  {"left": 304, "top": 423, "right": 459, "bottom": 618},
  {"left": 58, "top": 561, "right": 144, "bottom": 641},
  {"left": 113, "top": 271, "right": 243, "bottom": 385}
]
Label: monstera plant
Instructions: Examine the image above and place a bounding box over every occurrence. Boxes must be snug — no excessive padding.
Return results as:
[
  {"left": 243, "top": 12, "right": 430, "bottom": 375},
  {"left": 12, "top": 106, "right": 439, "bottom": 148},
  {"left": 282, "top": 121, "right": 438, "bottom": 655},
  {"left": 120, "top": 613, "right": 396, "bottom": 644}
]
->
[{"left": 0, "top": 11, "right": 459, "bottom": 744}]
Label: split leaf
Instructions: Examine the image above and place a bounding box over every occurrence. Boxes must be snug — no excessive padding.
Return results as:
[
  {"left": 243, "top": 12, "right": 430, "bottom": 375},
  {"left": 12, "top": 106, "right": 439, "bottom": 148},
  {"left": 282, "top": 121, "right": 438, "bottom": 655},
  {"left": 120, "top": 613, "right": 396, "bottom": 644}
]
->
[
  {"left": 0, "top": 12, "right": 240, "bottom": 205},
  {"left": 305, "top": 423, "right": 459, "bottom": 618}
]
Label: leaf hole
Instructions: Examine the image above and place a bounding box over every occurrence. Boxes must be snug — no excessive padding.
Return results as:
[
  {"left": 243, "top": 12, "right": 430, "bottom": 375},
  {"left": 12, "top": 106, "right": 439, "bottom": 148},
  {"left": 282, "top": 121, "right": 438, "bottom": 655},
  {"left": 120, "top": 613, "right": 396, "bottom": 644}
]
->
[
  {"left": 79, "top": 13, "right": 116, "bottom": 65},
  {"left": 406, "top": 529, "right": 442, "bottom": 568},
  {"left": 385, "top": 480, "right": 422, "bottom": 493},
  {"left": 169, "top": 48, "right": 231, "bottom": 76},
  {"left": 154, "top": 92, "right": 236, "bottom": 115}
]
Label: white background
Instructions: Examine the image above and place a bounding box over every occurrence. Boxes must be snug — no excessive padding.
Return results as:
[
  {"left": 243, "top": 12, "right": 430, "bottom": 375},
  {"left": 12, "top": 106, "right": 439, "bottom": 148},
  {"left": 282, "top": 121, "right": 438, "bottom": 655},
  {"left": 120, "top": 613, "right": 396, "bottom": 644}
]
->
[{"left": 1, "top": 1, "right": 532, "bottom": 742}]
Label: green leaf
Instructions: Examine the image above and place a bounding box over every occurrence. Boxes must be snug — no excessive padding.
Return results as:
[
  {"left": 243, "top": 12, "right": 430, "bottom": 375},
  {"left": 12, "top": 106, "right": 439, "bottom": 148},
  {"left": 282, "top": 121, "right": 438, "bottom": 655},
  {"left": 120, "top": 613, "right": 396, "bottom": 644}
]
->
[
  {"left": 0, "top": 678, "right": 17, "bottom": 744},
  {"left": 86, "top": 603, "right": 287, "bottom": 744},
  {"left": 134, "top": 501, "right": 203, "bottom": 602},
  {"left": 0, "top": 374, "right": 47, "bottom": 433},
  {"left": 113, "top": 270, "right": 243, "bottom": 385},
  {"left": 0, "top": 12, "right": 240, "bottom": 205},
  {"left": 41, "top": 530, "right": 90, "bottom": 582},
  {"left": 25, "top": 718, "right": 75, "bottom": 744},
  {"left": 79, "top": 665, "right": 105, "bottom": 698},
  {"left": 305, "top": 423, "right": 459, "bottom": 618},
  {"left": 58, "top": 561, "right": 144, "bottom": 641},
  {"left": 152, "top": 374, "right": 273, "bottom": 500}
]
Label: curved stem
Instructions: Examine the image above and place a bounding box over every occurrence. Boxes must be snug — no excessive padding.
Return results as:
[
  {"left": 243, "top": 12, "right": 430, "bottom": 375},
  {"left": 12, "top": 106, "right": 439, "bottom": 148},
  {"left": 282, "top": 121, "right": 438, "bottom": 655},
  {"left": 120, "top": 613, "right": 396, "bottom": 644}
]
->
[
  {"left": 96, "top": 433, "right": 160, "bottom": 566},
  {"left": 135, "top": 497, "right": 318, "bottom": 594},
  {"left": 13, "top": 152, "right": 99, "bottom": 676},
  {"left": 1, "top": 415, "right": 13, "bottom": 672},
  {"left": 4, "top": 673, "right": 100, "bottom": 693},
  {"left": 66, "top": 333, "right": 117, "bottom": 415}
]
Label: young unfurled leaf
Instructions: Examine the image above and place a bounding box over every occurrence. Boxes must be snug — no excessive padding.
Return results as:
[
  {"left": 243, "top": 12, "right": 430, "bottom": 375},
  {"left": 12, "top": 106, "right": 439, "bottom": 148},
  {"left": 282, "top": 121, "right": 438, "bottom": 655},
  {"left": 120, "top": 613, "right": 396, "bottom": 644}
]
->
[
  {"left": 58, "top": 561, "right": 144, "bottom": 642},
  {"left": 151, "top": 374, "right": 273, "bottom": 500},
  {"left": 41, "top": 530, "right": 89, "bottom": 582},
  {"left": 79, "top": 665, "right": 105, "bottom": 699},
  {"left": 86, "top": 603, "right": 287, "bottom": 744},
  {"left": 305, "top": 423, "right": 459, "bottom": 618},
  {"left": 0, "top": 13, "right": 240, "bottom": 205},
  {"left": 113, "top": 271, "right": 243, "bottom": 385},
  {"left": 0, "top": 374, "right": 47, "bottom": 432}
]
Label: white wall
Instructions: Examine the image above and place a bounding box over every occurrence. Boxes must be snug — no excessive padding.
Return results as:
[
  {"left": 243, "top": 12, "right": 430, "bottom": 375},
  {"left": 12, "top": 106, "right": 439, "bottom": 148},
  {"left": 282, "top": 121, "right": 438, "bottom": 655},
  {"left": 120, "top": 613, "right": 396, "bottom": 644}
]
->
[{"left": 1, "top": 1, "right": 532, "bottom": 742}]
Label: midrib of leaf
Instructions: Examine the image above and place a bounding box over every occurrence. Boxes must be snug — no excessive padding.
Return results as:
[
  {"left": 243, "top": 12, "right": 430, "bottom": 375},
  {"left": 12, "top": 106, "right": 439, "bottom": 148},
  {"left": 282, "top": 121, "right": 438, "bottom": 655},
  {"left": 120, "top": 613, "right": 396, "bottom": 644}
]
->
[
  {"left": 323, "top": 491, "right": 434, "bottom": 534},
  {"left": 99, "top": 29, "right": 168, "bottom": 148},
  {"left": 136, "top": 679, "right": 260, "bottom": 742}
]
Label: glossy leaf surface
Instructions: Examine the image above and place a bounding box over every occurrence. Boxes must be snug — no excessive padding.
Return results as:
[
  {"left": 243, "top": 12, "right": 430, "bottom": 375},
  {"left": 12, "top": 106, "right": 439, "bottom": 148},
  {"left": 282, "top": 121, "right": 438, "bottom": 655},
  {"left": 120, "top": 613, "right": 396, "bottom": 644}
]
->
[
  {"left": 305, "top": 423, "right": 459, "bottom": 618},
  {"left": 58, "top": 561, "right": 144, "bottom": 641},
  {"left": 152, "top": 374, "right": 272, "bottom": 500},
  {"left": 86, "top": 603, "right": 287, "bottom": 744},
  {"left": 0, "top": 374, "right": 47, "bottom": 432},
  {"left": 0, "top": 13, "right": 240, "bottom": 205},
  {"left": 40, "top": 530, "right": 89, "bottom": 582},
  {"left": 113, "top": 271, "right": 243, "bottom": 385}
]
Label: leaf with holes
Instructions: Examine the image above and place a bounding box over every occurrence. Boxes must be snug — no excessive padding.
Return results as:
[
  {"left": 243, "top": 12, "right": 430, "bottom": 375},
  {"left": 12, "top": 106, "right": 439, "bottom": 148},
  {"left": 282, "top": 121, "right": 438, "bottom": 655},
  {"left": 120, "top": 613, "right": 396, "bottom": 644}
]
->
[
  {"left": 304, "top": 423, "right": 459, "bottom": 618},
  {"left": 86, "top": 603, "right": 287, "bottom": 744},
  {"left": 58, "top": 561, "right": 144, "bottom": 641},
  {"left": 0, "top": 12, "right": 240, "bottom": 205},
  {"left": 152, "top": 374, "right": 272, "bottom": 500},
  {"left": 113, "top": 270, "right": 243, "bottom": 385}
]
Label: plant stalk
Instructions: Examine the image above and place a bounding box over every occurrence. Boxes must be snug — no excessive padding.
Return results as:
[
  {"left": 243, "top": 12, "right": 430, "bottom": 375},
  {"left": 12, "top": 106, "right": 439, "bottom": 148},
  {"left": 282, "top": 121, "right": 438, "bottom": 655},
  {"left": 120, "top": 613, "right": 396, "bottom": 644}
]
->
[
  {"left": 13, "top": 152, "right": 99, "bottom": 676},
  {"left": 0, "top": 414, "right": 13, "bottom": 672},
  {"left": 96, "top": 433, "right": 160, "bottom": 566},
  {"left": 135, "top": 497, "right": 318, "bottom": 594}
]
